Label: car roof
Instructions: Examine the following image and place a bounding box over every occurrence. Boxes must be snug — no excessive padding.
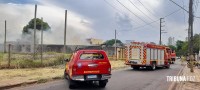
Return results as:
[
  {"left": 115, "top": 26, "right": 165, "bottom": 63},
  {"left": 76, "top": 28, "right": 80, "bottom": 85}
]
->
[{"left": 77, "top": 49, "right": 105, "bottom": 52}]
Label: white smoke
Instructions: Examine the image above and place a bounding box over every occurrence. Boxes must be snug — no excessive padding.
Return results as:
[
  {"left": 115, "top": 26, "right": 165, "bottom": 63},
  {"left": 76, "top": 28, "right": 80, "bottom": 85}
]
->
[{"left": 0, "top": 3, "right": 94, "bottom": 45}]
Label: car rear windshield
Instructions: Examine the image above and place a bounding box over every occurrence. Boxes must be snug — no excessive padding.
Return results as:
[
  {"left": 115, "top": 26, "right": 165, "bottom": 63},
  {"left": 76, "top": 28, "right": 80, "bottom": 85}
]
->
[{"left": 80, "top": 53, "right": 104, "bottom": 60}]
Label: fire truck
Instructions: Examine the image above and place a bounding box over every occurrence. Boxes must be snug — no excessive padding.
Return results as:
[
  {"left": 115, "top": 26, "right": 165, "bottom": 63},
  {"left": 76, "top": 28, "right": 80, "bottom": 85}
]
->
[
  {"left": 171, "top": 50, "right": 176, "bottom": 64},
  {"left": 125, "top": 42, "right": 170, "bottom": 70},
  {"left": 165, "top": 47, "right": 172, "bottom": 64}
]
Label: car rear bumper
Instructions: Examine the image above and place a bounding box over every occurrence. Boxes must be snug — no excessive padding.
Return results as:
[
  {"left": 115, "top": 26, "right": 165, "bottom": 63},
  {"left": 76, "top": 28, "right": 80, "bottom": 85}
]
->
[{"left": 71, "top": 74, "right": 111, "bottom": 81}]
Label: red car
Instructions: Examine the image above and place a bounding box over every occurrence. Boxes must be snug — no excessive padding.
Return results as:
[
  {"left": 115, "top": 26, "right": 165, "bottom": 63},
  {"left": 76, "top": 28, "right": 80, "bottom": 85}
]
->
[{"left": 64, "top": 49, "right": 111, "bottom": 89}]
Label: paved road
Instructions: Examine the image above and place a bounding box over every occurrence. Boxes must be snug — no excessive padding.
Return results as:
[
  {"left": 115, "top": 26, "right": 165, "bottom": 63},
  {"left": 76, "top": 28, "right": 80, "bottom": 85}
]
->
[{"left": 9, "top": 61, "right": 183, "bottom": 90}]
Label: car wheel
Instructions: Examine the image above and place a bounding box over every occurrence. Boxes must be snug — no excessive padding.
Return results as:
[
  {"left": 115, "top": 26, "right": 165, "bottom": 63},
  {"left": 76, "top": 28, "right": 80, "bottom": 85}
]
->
[
  {"left": 64, "top": 70, "right": 68, "bottom": 79},
  {"left": 151, "top": 62, "right": 156, "bottom": 70},
  {"left": 69, "top": 79, "right": 76, "bottom": 89},
  {"left": 99, "top": 80, "right": 108, "bottom": 88}
]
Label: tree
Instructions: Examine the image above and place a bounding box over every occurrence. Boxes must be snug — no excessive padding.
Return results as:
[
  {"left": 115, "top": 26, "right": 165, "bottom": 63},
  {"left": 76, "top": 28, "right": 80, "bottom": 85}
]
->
[
  {"left": 103, "top": 39, "right": 123, "bottom": 46},
  {"left": 168, "top": 45, "right": 176, "bottom": 51},
  {"left": 176, "top": 40, "right": 184, "bottom": 51},
  {"left": 193, "top": 34, "right": 200, "bottom": 53},
  {"left": 22, "top": 18, "right": 50, "bottom": 34}
]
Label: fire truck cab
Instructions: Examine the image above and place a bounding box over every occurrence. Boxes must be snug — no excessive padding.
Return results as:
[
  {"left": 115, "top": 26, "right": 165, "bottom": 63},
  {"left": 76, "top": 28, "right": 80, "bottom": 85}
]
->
[
  {"left": 171, "top": 50, "right": 176, "bottom": 64},
  {"left": 125, "top": 42, "right": 170, "bottom": 70}
]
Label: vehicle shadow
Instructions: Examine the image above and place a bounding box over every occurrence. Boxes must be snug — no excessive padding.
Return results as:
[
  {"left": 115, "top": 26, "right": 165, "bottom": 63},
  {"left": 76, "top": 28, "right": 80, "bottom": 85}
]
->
[
  {"left": 64, "top": 80, "right": 106, "bottom": 90},
  {"left": 124, "top": 67, "right": 168, "bottom": 72}
]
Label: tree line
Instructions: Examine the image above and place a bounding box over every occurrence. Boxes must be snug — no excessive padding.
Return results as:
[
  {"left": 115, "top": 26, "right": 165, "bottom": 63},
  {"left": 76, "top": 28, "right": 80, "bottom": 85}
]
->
[{"left": 168, "top": 34, "right": 200, "bottom": 56}]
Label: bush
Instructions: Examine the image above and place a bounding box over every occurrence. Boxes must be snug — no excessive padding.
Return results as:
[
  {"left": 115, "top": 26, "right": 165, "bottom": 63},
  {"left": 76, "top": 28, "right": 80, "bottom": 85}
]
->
[{"left": 0, "top": 53, "right": 72, "bottom": 69}]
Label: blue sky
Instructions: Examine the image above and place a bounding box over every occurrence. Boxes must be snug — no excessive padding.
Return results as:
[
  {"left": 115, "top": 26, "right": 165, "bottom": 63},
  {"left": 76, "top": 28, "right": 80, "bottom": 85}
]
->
[{"left": 0, "top": 0, "right": 199, "bottom": 45}]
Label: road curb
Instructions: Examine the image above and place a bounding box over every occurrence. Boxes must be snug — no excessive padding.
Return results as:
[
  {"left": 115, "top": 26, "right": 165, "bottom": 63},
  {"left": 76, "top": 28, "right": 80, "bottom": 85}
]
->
[
  {"left": 0, "top": 76, "right": 64, "bottom": 90},
  {"left": 168, "top": 64, "right": 186, "bottom": 90},
  {"left": 0, "top": 80, "right": 37, "bottom": 90}
]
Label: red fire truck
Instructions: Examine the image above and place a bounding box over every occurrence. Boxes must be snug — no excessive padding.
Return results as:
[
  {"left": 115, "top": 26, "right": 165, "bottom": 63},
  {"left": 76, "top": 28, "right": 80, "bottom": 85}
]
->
[
  {"left": 171, "top": 50, "right": 176, "bottom": 64},
  {"left": 125, "top": 42, "right": 170, "bottom": 70}
]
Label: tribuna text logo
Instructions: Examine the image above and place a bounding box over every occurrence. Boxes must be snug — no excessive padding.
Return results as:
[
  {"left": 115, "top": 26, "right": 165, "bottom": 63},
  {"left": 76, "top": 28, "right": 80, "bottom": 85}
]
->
[{"left": 166, "top": 76, "right": 195, "bottom": 82}]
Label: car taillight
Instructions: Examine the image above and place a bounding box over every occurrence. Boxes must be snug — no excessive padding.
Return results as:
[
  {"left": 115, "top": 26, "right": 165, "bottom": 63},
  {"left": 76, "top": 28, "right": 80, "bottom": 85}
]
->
[{"left": 108, "top": 67, "right": 111, "bottom": 72}]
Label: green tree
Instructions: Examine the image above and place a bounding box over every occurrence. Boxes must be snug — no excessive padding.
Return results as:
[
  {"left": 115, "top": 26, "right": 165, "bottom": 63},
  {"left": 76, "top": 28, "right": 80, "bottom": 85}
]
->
[
  {"left": 176, "top": 40, "right": 187, "bottom": 56},
  {"left": 103, "top": 39, "right": 123, "bottom": 46},
  {"left": 22, "top": 18, "right": 50, "bottom": 34},
  {"left": 168, "top": 45, "right": 176, "bottom": 51},
  {"left": 193, "top": 34, "right": 200, "bottom": 53}
]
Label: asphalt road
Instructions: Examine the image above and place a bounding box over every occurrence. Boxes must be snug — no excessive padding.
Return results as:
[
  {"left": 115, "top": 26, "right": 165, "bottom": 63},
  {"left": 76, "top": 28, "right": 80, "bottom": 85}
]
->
[{"left": 9, "top": 61, "right": 183, "bottom": 90}]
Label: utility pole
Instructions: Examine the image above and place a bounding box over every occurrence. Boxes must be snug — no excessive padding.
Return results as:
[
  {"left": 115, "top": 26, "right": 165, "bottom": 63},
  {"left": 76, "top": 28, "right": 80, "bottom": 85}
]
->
[
  {"left": 33, "top": 4, "right": 37, "bottom": 60},
  {"left": 159, "top": 18, "right": 166, "bottom": 45},
  {"left": 64, "top": 10, "right": 67, "bottom": 53},
  {"left": 41, "top": 17, "right": 43, "bottom": 64},
  {"left": 4, "top": 20, "right": 7, "bottom": 53},
  {"left": 188, "top": 0, "right": 194, "bottom": 72},
  {"left": 8, "top": 44, "right": 11, "bottom": 68},
  {"left": 115, "top": 29, "right": 117, "bottom": 60}
]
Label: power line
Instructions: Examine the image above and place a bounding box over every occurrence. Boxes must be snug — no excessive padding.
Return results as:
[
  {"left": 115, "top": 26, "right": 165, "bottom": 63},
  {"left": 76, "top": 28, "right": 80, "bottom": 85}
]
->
[
  {"left": 116, "top": 0, "right": 149, "bottom": 24},
  {"left": 119, "top": 20, "right": 159, "bottom": 31},
  {"left": 119, "top": 8, "right": 182, "bottom": 32},
  {"left": 169, "top": 0, "right": 189, "bottom": 13},
  {"left": 136, "top": 0, "right": 157, "bottom": 18},
  {"left": 181, "top": 0, "right": 186, "bottom": 23},
  {"left": 169, "top": 0, "right": 200, "bottom": 18},
  {"left": 128, "top": 0, "right": 155, "bottom": 21},
  {"left": 194, "top": 0, "right": 199, "bottom": 12},
  {"left": 103, "top": 0, "right": 141, "bottom": 25},
  {"left": 163, "top": 9, "right": 181, "bottom": 18}
]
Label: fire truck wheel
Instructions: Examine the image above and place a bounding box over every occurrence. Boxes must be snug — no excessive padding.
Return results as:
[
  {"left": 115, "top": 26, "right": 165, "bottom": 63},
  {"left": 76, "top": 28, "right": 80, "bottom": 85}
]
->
[
  {"left": 131, "top": 66, "right": 140, "bottom": 70},
  {"left": 99, "top": 80, "right": 108, "bottom": 88},
  {"left": 151, "top": 62, "right": 156, "bottom": 70},
  {"left": 166, "top": 65, "right": 170, "bottom": 69}
]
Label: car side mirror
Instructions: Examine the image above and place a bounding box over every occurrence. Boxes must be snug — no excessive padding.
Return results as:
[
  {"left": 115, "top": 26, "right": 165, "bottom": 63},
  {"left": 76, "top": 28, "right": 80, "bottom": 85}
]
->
[{"left": 64, "top": 59, "right": 69, "bottom": 62}]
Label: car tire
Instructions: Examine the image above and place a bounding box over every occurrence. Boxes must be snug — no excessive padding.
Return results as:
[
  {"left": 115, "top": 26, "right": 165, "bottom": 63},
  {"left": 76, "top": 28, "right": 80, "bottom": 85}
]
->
[
  {"left": 151, "top": 62, "right": 156, "bottom": 70},
  {"left": 64, "top": 70, "right": 68, "bottom": 79},
  {"left": 69, "top": 79, "right": 76, "bottom": 89},
  {"left": 99, "top": 80, "right": 108, "bottom": 88}
]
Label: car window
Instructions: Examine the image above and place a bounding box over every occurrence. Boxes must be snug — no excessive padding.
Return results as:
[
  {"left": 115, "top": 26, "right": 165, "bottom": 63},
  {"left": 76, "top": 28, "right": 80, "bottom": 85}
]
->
[{"left": 80, "top": 53, "right": 104, "bottom": 60}]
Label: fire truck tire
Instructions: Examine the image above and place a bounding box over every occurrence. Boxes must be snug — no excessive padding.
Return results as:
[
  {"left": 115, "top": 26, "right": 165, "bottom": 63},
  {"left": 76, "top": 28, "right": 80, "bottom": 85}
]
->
[
  {"left": 99, "top": 80, "right": 108, "bottom": 88},
  {"left": 131, "top": 66, "right": 140, "bottom": 70},
  {"left": 150, "top": 62, "right": 156, "bottom": 70},
  {"left": 165, "top": 64, "right": 170, "bottom": 69}
]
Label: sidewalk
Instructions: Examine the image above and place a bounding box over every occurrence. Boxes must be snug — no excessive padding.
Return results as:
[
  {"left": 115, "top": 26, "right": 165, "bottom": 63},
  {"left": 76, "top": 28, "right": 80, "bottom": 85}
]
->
[{"left": 176, "top": 64, "right": 200, "bottom": 90}]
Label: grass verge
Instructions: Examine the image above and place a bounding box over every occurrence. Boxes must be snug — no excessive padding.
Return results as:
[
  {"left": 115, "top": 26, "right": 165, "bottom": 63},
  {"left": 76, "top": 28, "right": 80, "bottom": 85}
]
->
[{"left": 0, "top": 60, "right": 127, "bottom": 86}]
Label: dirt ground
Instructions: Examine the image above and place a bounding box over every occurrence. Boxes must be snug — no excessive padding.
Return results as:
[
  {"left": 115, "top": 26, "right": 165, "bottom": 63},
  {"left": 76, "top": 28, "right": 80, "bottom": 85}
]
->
[{"left": 0, "top": 60, "right": 127, "bottom": 85}]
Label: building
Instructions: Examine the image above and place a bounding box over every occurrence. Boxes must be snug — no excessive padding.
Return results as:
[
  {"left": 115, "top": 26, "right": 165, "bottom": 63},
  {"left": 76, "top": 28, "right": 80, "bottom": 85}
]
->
[
  {"left": 168, "top": 37, "right": 175, "bottom": 46},
  {"left": 87, "top": 38, "right": 104, "bottom": 45}
]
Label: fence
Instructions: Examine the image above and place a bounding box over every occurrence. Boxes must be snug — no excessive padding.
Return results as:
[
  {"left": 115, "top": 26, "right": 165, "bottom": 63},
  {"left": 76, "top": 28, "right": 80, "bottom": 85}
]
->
[{"left": 0, "top": 44, "right": 126, "bottom": 69}]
